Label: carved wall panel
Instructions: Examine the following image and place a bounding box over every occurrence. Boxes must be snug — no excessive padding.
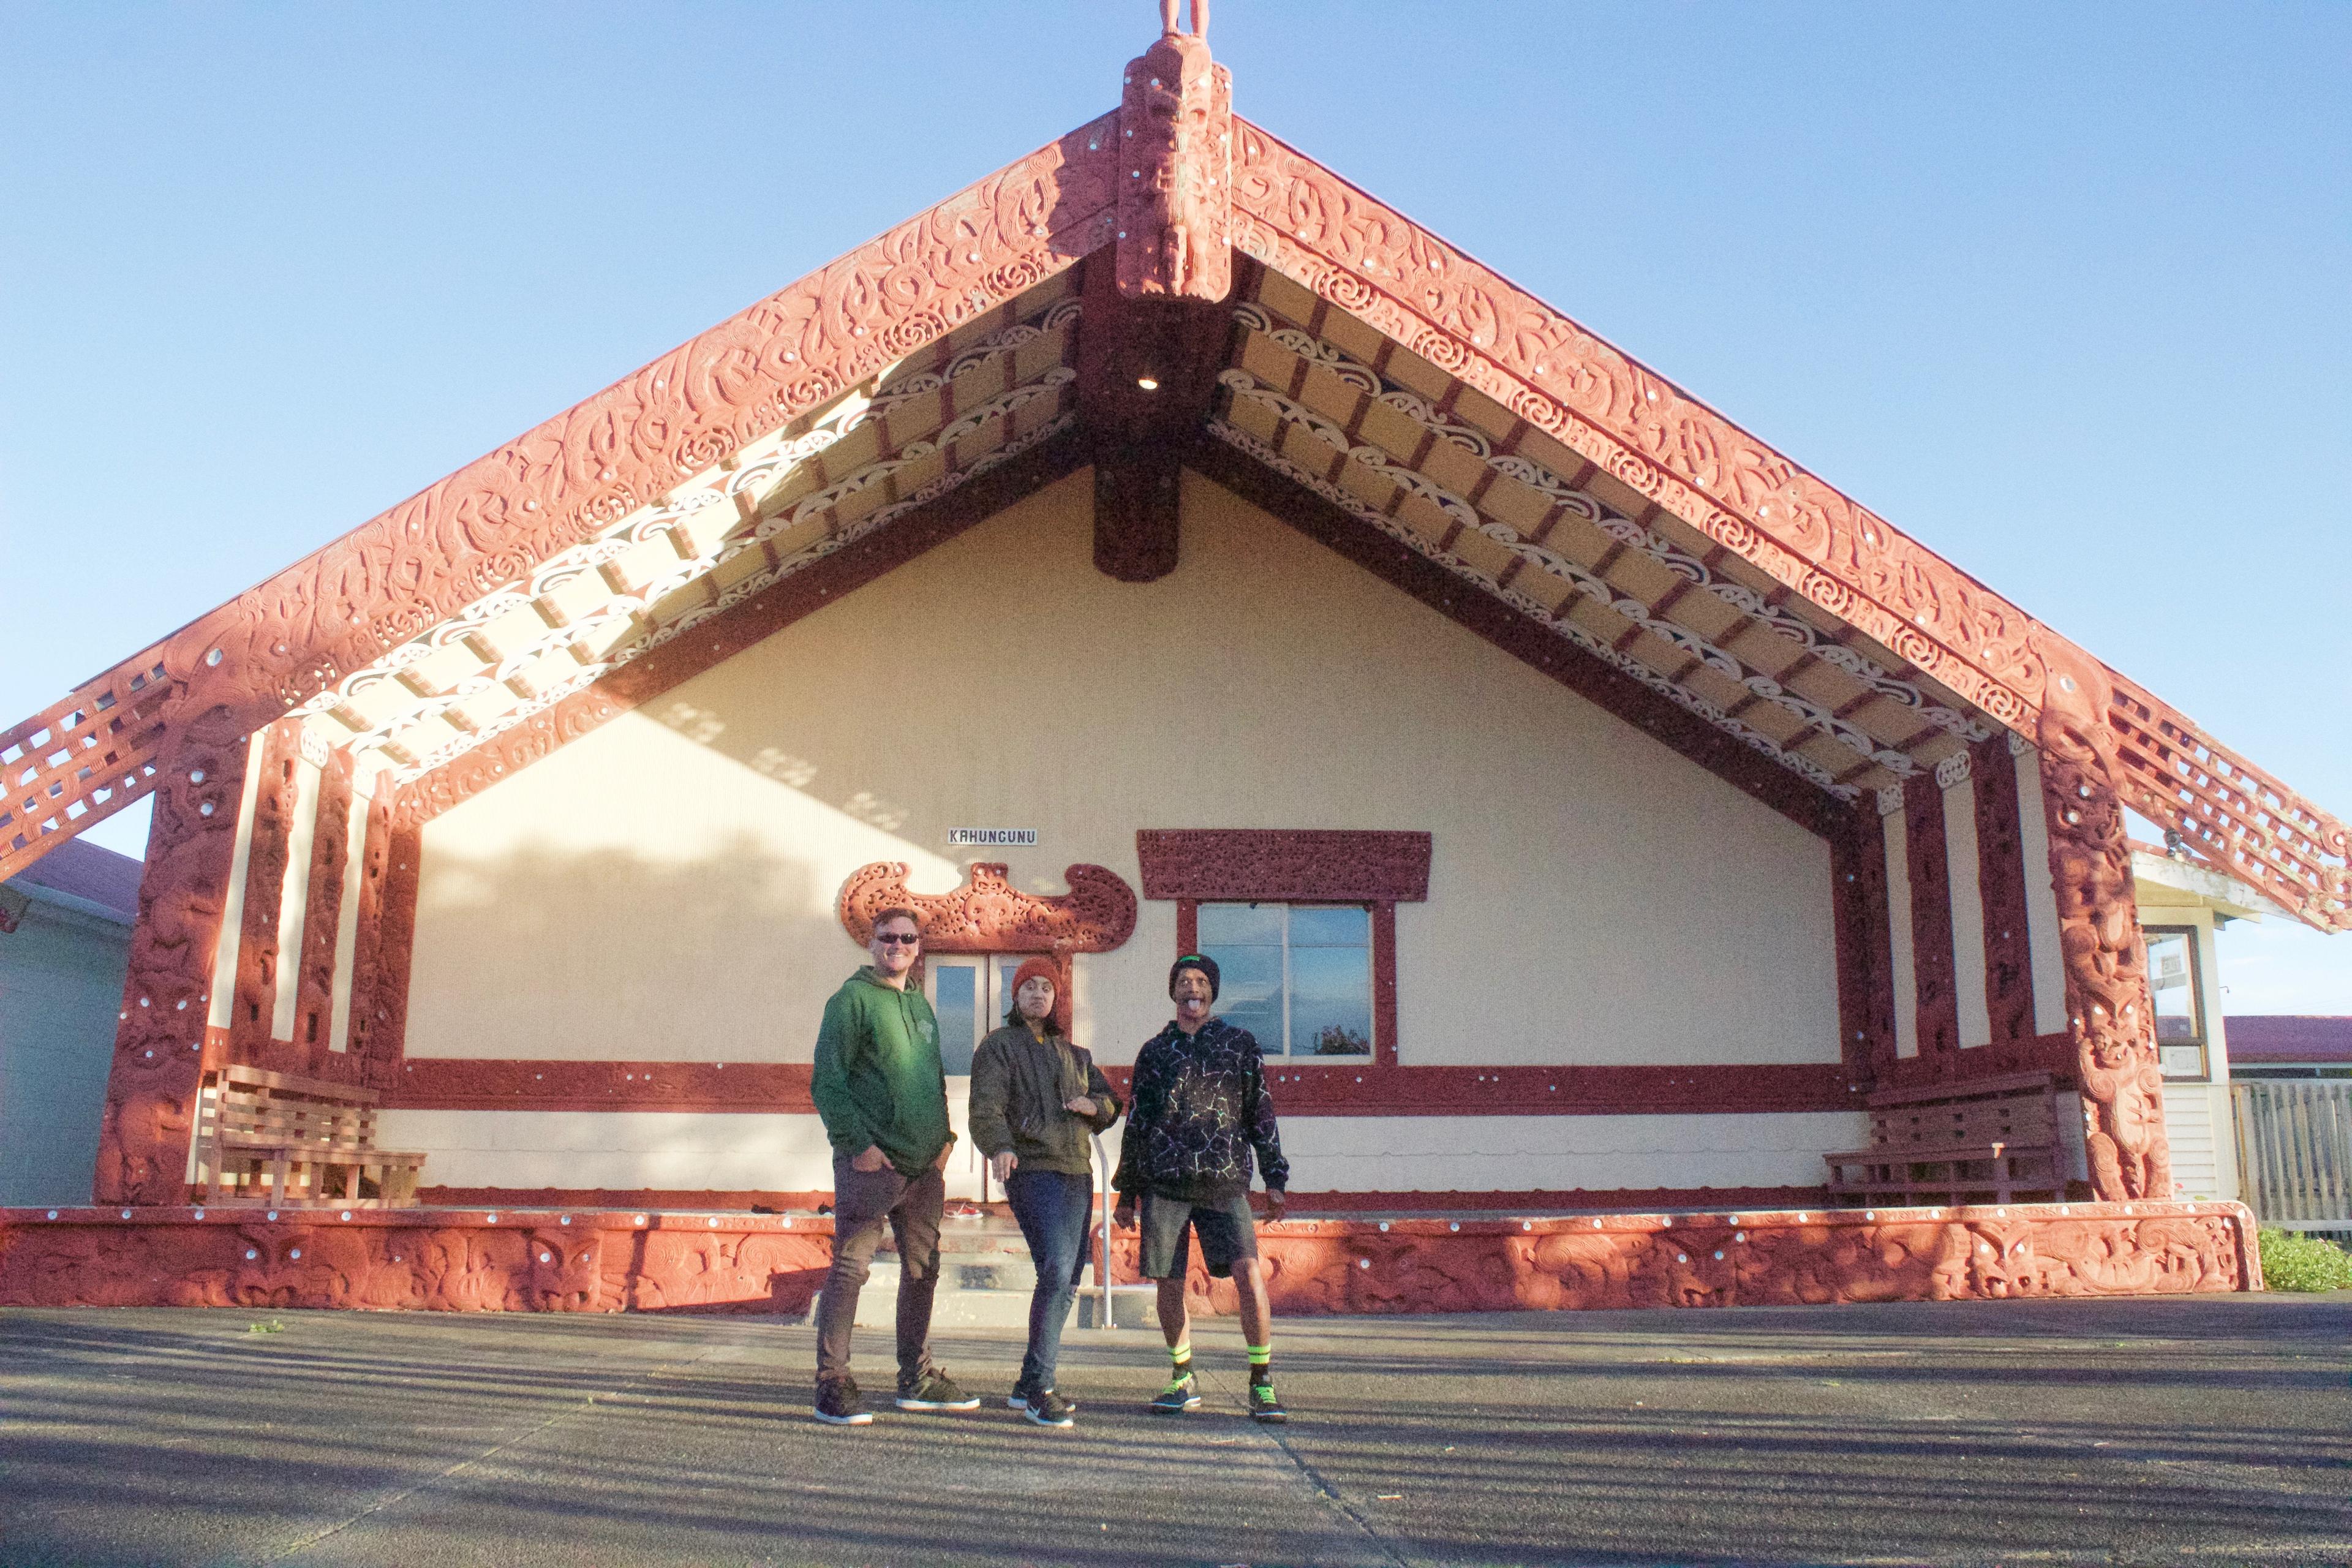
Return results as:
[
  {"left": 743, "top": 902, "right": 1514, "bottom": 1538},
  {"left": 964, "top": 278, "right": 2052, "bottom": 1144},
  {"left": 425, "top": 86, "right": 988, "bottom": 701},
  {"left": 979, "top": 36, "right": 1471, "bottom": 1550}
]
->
[
  {"left": 291, "top": 748, "right": 355, "bottom": 1069},
  {"left": 1135, "top": 828, "right": 1432, "bottom": 902},
  {"left": 228, "top": 722, "right": 302, "bottom": 1060},
  {"left": 1972, "top": 734, "right": 2036, "bottom": 1047},
  {"left": 341, "top": 793, "right": 394, "bottom": 1086},
  {"left": 91, "top": 710, "right": 249, "bottom": 1204},
  {"left": 1115, "top": 32, "right": 1232, "bottom": 302},
  {"left": 1830, "top": 809, "right": 1896, "bottom": 1080},
  {"left": 2035, "top": 642, "right": 2171, "bottom": 1202},
  {"left": 1, "top": 1201, "right": 2255, "bottom": 1316},
  {"left": 1901, "top": 772, "right": 1960, "bottom": 1063}
]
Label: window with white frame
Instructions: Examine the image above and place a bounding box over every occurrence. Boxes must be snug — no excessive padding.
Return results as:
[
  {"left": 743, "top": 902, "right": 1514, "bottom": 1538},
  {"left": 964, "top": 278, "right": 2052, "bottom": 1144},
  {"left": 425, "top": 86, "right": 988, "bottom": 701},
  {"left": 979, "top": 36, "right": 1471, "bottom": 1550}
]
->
[
  {"left": 2144, "top": 926, "right": 2207, "bottom": 1080},
  {"left": 1197, "top": 902, "right": 1373, "bottom": 1057}
]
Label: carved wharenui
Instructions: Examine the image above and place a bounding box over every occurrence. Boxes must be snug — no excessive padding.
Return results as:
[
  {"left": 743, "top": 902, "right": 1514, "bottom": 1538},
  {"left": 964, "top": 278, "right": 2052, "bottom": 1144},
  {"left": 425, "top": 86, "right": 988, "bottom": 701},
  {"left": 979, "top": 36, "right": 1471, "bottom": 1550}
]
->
[
  {"left": 0, "top": 8, "right": 2337, "bottom": 1291},
  {"left": 91, "top": 710, "right": 249, "bottom": 1205},
  {"left": 2036, "top": 637, "right": 2171, "bottom": 1202}
]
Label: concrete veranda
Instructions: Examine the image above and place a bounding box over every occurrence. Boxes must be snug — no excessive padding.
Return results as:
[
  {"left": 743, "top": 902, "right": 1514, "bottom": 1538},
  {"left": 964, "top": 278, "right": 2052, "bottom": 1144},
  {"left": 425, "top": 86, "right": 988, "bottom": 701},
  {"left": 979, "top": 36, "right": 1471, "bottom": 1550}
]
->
[{"left": 4, "top": 1295, "right": 2348, "bottom": 1567}]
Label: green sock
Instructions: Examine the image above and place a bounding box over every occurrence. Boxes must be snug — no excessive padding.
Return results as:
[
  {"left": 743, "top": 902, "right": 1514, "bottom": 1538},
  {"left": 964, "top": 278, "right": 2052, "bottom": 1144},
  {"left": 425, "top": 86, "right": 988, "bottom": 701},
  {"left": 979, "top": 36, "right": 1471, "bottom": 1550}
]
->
[
  {"left": 1247, "top": 1344, "right": 1272, "bottom": 1384},
  {"left": 1170, "top": 1340, "right": 1193, "bottom": 1376}
]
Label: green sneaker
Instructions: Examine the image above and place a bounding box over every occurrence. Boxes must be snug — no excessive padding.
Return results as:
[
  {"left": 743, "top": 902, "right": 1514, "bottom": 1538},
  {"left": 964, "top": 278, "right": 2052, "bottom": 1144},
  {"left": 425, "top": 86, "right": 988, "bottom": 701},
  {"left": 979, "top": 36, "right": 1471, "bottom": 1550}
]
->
[
  {"left": 1150, "top": 1371, "right": 1202, "bottom": 1414},
  {"left": 1249, "top": 1380, "right": 1288, "bottom": 1423}
]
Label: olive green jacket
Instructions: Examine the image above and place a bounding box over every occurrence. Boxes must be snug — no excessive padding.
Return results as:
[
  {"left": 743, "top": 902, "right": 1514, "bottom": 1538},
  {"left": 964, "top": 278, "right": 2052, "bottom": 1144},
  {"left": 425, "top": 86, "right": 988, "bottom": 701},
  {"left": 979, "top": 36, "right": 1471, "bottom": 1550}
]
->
[{"left": 967, "top": 1022, "right": 1121, "bottom": 1178}]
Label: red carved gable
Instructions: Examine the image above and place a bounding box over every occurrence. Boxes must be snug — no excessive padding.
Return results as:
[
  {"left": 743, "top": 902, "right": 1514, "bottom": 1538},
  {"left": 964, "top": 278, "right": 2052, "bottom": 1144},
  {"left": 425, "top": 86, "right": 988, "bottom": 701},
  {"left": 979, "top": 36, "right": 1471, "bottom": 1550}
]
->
[{"left": 4, "top": 20, "right": 2340, "bottom": 937}]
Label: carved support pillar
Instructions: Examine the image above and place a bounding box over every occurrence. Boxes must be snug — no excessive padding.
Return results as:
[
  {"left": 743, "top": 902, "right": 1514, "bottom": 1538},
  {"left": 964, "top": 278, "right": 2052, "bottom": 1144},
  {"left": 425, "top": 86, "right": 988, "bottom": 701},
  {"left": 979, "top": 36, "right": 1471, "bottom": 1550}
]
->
[
  {"left": 1972, "top": 732, "right": 2036, "bottom": 1047},
  {"left": 291, "top": 747, "right": 355, "bottom": 1071},
  {"left": 1902, "top": 770, "right": 1960, "bottom": 1063},
  {"left": 2034, "top": 640, "right": 2171, "bottom": 1202},
  {"left": 92, "top": 709, "right": 249, "bottom": 1204},
  {"left": 228, "top": 720, "right": 303, "bottom": 1061},
  {"left": 1830, "top": 806, "right": 1896, "bottom": 1081},
  {"left": 346, "top": 809, "right": 421, "bottom": 1088}
]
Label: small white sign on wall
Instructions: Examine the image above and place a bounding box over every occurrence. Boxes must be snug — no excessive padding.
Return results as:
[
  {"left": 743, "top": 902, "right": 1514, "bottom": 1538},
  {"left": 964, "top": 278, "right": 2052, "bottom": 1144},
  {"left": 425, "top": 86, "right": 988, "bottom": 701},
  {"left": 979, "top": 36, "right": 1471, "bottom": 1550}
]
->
[{"left": 947, "top": 827, "right": 1038, "bottom": 847}]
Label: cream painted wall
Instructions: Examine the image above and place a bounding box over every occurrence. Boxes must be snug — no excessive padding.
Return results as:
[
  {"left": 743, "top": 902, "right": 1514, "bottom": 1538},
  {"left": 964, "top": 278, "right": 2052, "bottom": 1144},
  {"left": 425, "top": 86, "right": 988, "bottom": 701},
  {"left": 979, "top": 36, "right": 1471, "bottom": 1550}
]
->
[
  {"left": 375, "top": 1108, "right": 1868, "bottom": 1199},
  {"left": 409, "top": 468, "right": 1839, "bottom": 1074}
]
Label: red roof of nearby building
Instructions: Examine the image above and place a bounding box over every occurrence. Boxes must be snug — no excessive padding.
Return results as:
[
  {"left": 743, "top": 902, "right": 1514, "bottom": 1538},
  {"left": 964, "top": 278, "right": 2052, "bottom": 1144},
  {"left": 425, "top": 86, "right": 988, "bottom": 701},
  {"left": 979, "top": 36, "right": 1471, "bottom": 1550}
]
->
[
  {"left": 2226, "top": 1015, "right": 2352, "bottom": 1063},
  {"left": 5, "top": 835, "right": 140, "bottom": 921}
]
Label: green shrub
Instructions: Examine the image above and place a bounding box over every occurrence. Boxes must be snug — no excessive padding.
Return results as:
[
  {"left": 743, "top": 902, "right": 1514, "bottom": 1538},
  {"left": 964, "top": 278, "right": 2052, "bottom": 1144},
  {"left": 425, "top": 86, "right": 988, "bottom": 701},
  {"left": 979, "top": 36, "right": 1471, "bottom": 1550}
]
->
[{"left": 2258, "top": 1229, "right": 2352, "bottom": 1292}]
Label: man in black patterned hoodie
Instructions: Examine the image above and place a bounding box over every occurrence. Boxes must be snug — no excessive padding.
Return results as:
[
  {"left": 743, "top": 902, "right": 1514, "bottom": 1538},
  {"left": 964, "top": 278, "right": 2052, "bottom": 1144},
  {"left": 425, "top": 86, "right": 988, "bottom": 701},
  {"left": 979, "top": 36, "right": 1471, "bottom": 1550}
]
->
[{"left": 1113, "top": 952, "right": 1291, "bottom": 1422}]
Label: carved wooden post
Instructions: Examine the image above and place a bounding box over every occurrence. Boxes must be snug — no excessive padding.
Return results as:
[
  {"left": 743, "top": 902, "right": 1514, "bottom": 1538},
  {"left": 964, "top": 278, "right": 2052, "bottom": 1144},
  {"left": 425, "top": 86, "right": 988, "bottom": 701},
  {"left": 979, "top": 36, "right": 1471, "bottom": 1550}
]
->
[
  {"left": 92, "top": 710, "right": 249, "bottom": 1204},
  {"left": 2033, "top": 640, "right": 2172, "bottom": 1202},
  {"left": 1830, "top": 807, "right": 1897, "bottom": 1081},
  {"left": 228, "top": 720, "right": 303, "bottom": 1065},
  {"left": 291, "top": 747, "right": 355, "bottom": 1068}
]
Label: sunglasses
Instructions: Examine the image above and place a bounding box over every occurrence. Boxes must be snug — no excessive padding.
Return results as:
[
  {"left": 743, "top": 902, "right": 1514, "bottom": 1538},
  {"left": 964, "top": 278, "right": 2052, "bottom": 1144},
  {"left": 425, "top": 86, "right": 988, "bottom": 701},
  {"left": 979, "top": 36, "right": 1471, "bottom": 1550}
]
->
[{"left": 874, "top": 931, "right": 922, "bottom": 946}]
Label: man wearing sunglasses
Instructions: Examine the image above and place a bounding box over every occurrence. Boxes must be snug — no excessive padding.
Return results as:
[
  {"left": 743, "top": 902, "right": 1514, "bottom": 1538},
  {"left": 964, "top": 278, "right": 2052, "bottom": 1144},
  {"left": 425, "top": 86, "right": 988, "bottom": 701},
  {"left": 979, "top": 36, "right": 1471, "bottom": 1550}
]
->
[{"left": 809, "top": 907, "right": 978, "bottom": 1425}]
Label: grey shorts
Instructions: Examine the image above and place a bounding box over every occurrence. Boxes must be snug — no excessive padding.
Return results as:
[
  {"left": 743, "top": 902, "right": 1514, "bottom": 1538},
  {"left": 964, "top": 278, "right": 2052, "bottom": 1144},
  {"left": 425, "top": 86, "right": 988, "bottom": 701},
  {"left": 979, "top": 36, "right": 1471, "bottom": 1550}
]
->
[{"left": 1139, "top": 1190, "right": 1258, "bottom": 1280}]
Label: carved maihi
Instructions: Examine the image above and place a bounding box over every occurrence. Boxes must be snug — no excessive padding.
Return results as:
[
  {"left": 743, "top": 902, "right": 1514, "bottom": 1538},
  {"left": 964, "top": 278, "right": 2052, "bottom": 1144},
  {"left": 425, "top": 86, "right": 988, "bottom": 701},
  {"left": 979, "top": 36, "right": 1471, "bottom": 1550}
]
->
[{"left": 2035, "top": 638, "right": 2171, "bottom": 1203}]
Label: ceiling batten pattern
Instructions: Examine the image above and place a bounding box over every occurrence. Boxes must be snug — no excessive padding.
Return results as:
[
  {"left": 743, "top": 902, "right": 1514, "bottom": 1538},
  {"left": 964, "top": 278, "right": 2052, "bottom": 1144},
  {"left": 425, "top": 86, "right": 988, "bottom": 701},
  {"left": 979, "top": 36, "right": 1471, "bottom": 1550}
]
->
[
  {"left": 287, "top": 285, "right": 1084, "bottom": 790},
  {"left": 1213, "top": 283, "right": 2000, "bottom": 803}
]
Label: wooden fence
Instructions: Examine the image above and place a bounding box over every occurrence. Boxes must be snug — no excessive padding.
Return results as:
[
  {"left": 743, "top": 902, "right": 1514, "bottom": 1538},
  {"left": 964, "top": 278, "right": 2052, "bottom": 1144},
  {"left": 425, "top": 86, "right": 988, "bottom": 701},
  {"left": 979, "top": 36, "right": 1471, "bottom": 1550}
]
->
[{"left": 2229, "top": 1082, "right": 2352, "bottom": 1230}]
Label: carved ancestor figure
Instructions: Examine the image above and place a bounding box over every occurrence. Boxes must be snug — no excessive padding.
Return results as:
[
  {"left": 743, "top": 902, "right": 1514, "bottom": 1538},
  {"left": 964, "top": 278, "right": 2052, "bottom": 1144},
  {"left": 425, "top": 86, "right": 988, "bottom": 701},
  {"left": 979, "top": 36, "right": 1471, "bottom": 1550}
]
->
[
  {"left": 1118, "top": 19, "right": 1232, "bottom": 301},
  {"left": 2033, "top": 636, "right": 2172, "bottom": 1202},
  {"left": 1159, "top": 0, "right": 1206, "bottom": 37}
]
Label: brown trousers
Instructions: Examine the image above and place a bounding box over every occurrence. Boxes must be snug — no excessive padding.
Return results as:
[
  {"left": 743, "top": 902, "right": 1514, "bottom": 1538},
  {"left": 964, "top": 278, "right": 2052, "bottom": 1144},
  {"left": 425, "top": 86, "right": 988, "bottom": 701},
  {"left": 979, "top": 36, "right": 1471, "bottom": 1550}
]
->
[{"left": 814, "top": 1154, "right": 944, "bottom": 1385}]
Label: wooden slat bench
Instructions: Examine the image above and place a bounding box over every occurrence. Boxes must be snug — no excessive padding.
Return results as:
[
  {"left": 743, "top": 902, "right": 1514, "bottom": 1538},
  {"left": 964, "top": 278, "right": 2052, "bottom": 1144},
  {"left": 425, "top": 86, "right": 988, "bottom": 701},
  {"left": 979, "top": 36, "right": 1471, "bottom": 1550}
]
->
[
  {"left": 1826, "top": 1071, "right": 2070, "bottom": 1208},
  {"left": 192, "top": 1065, "right": 426, "bottom": 1208}
]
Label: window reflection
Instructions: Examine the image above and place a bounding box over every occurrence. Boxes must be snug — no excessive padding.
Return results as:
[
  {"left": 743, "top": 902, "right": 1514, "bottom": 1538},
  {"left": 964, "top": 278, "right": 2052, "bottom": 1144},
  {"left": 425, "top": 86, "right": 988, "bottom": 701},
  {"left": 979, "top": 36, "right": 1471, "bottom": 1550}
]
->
[{"left": 1199, "top": 903, "right": 1372, "bottom": 1057}]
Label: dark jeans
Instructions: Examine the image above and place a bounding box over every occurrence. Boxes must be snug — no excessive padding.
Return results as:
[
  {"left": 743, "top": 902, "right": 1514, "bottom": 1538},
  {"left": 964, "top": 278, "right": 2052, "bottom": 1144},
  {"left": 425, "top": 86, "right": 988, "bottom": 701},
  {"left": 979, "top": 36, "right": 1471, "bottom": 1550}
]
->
[
  {"left": 1003, "top": 1167, "right": 1091, "bottom": 1393},
  {"left": 815, "top": 1155, "right": 944, "bottom": 1385}
]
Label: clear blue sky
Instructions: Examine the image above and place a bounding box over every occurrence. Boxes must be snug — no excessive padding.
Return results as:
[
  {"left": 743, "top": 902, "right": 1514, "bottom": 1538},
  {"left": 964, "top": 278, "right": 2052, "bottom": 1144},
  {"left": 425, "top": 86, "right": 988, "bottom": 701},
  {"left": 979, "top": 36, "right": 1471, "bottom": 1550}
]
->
[{"left": 2, "top": 2, "right": 2345, "bottom": 1009}]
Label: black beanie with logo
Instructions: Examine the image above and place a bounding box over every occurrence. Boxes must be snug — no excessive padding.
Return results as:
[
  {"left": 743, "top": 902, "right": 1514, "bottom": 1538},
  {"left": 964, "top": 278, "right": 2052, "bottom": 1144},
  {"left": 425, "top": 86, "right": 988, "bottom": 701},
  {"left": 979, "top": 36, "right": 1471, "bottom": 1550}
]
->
[{"left": 1168, "top": 952, "right": 1221, "bottom": 1001}]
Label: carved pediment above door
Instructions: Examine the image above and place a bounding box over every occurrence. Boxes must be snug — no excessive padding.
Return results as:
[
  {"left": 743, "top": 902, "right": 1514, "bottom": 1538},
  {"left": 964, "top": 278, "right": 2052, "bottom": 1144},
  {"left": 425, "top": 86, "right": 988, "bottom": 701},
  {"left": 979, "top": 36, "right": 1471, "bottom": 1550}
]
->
[{"left": 836, "top": 862, "right": 1138, "bottom": 956}]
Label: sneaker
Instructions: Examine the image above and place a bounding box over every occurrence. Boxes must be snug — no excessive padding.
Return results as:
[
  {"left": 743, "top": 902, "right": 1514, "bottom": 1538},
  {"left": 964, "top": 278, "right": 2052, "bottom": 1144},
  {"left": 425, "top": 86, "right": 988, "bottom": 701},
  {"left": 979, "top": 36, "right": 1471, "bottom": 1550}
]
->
[
  {"left": 1008, "top": 1384, "right": 1080, "bottom": 1413},
  {"left": 1248, "top": 1381, "right": 1288, "bottom": 1423},
  {"left": 1021, "top": 1388, "right": 1076, "bottom": 1428},
  {"left": 895, "top": 1367, "right": 981, "bottom": 1412},
  {"left": 1150, "top": 1371, "right": 1202, "bottom": 1414},
  {"left": 813, "top": 1378, "right": 872, "bottom": 1426}
]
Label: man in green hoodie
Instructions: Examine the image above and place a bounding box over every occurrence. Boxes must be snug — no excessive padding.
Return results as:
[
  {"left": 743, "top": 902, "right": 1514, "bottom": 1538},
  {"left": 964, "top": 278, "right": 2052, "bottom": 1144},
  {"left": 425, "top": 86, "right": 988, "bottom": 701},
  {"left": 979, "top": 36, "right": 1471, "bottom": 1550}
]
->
[{"left": 809, "top": 907, "right": 979, "bottom": 1425}]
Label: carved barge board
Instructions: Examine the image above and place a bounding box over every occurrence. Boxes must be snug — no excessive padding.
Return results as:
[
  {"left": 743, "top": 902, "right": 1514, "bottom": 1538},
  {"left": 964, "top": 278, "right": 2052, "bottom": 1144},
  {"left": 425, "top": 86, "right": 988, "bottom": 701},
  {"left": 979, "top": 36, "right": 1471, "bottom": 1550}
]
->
[{"left": 0, "top": 1201, "right": 2260, "bottom": 1316}]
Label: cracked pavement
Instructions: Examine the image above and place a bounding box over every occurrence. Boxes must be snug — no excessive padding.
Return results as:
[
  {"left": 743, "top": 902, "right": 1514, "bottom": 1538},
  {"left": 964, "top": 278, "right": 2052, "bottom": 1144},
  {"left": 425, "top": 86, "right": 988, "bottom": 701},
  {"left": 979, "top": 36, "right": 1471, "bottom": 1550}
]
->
[{"left": 4, "top": 1294, "right": 2348, "bottom": 1566}]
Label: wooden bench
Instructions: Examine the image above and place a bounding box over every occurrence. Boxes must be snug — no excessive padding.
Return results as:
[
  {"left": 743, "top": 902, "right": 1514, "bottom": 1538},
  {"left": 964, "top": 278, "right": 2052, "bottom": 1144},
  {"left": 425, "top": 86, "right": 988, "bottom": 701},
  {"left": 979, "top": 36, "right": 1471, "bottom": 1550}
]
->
[
  {"left": 1826, "top": 1071, "right": 2070, "bottom": 1208},
  {"left": 192, "top": 1065, "right": 427, "bottom": 1207}
]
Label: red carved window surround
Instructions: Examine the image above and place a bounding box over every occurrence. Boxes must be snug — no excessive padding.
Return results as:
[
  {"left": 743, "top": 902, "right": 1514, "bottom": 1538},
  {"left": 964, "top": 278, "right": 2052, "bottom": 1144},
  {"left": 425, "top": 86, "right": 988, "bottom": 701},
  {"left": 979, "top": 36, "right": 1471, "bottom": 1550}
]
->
[{"left": 1136, "top": 830, "right": 1431, "bottom": 1072}]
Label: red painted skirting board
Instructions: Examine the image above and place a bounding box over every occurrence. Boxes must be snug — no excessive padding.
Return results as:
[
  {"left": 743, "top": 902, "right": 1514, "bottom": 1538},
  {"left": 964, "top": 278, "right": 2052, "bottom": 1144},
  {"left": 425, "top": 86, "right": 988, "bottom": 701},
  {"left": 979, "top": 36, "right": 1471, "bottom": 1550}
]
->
[
  {"left": 0, "top": 1201, "right": 2259, "bottom": 1316},
  {"left": 383, "top": 1060, "right": 1863, "bottom": 1116}
]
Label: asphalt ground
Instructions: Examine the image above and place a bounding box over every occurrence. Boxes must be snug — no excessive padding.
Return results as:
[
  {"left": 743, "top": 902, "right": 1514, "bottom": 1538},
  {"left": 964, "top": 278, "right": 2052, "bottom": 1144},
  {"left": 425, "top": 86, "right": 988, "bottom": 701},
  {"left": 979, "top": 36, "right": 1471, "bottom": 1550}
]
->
[{"left": 3, "top": 1294, "right": 2348, "bottom": 1568}]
